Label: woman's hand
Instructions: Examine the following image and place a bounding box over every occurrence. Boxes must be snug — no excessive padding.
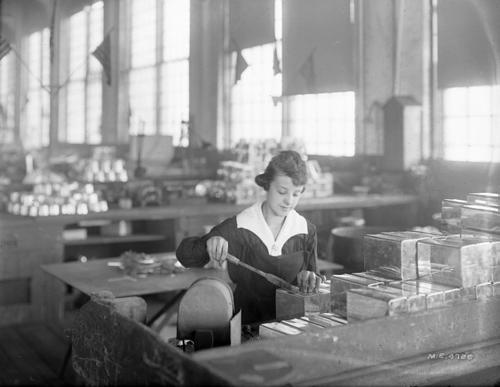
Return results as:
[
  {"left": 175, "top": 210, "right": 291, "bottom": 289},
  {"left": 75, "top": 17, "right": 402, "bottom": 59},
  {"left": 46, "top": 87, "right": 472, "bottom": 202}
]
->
[
  {"left": 206, "top": 236, "right": 229, "bottom": 268},
  {"left": 297, "top": 270, "right": 324, "bottom": 294}
]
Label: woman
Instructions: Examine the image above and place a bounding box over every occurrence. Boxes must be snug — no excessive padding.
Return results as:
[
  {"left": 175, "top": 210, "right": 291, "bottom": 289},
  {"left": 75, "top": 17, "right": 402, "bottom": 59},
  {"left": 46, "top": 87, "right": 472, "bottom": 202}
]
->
[{"left": 176, "top": 150, "right": 321, "bottom": 325}]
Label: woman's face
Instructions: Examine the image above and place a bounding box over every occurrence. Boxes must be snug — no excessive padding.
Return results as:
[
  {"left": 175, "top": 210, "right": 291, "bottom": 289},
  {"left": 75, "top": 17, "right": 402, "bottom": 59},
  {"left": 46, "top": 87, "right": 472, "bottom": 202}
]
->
[{"left": 266, "top": 174, "right": 305, "bottom": 217}]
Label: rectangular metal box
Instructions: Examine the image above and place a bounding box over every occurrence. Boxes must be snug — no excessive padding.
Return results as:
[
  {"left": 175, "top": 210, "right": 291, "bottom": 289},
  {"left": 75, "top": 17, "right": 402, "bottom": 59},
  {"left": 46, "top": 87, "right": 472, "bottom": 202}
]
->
[
  {"left": 416, "top": 236, "right": 493, "bottom": 287},
  {"left": 346, "top": 287, "right": 408, "bottom": 322},
  {"left": 461, "top": 204, "right": 500, "bottom": 235},
  {"left": 363, "top": 231, "right": 437, "bottom": 280},
  {"left": 441, "top": 199, "right": 466, "bottom": 234},
  {"left": 466, "top": 193, "right": 500, "bottom": 207},
  {"left": 275, "top": 282, "right": 331, "bottom": 321},
  {"left": 329, "top": 274, "right": 383, "bottom": 317}
]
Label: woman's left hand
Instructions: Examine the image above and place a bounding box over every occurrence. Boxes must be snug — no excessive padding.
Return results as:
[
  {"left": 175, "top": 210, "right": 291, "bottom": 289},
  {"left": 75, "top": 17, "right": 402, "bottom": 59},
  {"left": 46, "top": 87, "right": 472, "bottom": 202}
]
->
[{"left": 297, "top": 270, "right": 324, "bottom": 294}]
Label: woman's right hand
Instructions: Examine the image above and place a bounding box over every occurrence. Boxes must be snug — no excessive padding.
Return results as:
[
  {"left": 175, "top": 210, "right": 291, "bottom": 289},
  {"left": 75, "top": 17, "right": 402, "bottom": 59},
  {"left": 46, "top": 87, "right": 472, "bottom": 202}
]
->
[{"left": 206, "top": 236, "right": 229, "bottom": 267}]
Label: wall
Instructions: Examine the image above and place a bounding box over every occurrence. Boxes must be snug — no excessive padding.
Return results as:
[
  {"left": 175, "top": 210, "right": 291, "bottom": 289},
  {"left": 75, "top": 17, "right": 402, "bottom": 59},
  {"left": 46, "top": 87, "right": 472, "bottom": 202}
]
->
[
  {"left": 427, "top": 160, "right": 500, "bottom": 212},
  {"left": 358, "top": 0, "right": 430, "bottom": 158}
]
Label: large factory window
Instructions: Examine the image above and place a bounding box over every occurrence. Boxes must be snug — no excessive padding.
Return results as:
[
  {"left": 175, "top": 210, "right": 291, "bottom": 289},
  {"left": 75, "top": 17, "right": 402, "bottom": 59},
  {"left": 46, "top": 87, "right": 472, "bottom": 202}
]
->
[
  {"left": 63, "top": 1, "right": 103, "bottom": 144},
  {"left": 441, "top": 85, "right": 500, "bottom": 162},
  {"left": 129, "top": 0, "right": 190, "bottom": 146},
  {"left": 22, "top": 29, "right": 50, "bottom": 150},
  {"left": 228, "top": 0, "right": 356, "bottom": 156},
  {"left": 437, "top": 0, "right": 500, "bottom": 163}
]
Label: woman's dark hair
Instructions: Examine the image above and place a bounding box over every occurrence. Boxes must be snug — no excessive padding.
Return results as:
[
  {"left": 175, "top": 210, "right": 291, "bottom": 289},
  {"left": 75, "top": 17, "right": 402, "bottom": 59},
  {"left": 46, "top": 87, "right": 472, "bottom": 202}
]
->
[{"left": 255, "top": 150, "right": 307, "bottom": 191}]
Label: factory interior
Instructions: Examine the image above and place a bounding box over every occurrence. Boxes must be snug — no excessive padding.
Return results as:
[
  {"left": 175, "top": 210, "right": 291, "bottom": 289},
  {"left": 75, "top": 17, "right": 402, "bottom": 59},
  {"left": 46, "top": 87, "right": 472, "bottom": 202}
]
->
[{"left": 0, "top": 0, "right": 499, "bottom": 385}]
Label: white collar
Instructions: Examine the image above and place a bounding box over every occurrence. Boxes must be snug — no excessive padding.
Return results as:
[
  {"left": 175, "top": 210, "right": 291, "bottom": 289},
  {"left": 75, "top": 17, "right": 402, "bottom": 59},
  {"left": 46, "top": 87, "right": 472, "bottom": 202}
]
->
[{"left": 236, "top": 201, "right": 308, "bottom": 256}]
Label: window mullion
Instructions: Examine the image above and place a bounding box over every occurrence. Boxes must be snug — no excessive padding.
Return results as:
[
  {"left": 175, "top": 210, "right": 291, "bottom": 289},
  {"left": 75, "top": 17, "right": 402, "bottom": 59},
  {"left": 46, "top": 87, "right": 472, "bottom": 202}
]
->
[{"left": 84, "top": 7, "right": 90, "bottom": 142}]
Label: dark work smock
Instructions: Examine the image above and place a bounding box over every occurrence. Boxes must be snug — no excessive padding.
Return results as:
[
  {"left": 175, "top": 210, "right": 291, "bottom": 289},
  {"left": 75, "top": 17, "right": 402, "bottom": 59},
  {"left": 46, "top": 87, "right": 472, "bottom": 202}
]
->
[{"left": 176, "top": 201, "right": 318, "bottom": 325}]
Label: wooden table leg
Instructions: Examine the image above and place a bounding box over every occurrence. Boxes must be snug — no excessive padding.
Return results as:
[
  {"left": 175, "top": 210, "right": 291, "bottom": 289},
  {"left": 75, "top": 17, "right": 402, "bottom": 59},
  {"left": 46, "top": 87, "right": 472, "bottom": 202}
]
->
[{"left": 147, "top": 290, "right": 186, "bottom": 327}]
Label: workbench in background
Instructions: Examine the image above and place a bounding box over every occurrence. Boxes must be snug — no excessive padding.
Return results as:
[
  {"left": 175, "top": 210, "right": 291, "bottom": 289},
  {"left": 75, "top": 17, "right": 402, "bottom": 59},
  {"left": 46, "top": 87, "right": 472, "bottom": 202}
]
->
[{"left": 0, "top": 194, "right": 418, "bottom": 326}]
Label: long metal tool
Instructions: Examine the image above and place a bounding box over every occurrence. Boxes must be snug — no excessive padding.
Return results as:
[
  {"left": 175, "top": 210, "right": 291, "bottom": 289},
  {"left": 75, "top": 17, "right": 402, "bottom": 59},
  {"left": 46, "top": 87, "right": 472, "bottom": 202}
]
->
[{"left": 226, "top": 254, "right": 299, "bottom": 293}]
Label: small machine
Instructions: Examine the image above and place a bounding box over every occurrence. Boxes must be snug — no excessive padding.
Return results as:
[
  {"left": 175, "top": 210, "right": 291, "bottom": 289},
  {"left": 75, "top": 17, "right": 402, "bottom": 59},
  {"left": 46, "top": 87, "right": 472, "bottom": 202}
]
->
[{"left": 177, "top": 277, "right": 237, "bottom": 350}]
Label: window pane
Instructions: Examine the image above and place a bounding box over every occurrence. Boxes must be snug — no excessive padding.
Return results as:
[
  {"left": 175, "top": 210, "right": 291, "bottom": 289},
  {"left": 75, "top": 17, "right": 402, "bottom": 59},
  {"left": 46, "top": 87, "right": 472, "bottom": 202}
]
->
[
  {"left": 231, "top": 43, "right": 282, "bottom": 143},
  {"left": 0, "top": 53, "right": 15, "bottom": 138},
  {"left": 65, "top": 2, "right": 103, "bottom": 144},
  {"left": 131, "top": 0, "right": 157, "bottom": 67},
  {"left": 274, "top": 0, "right": 282, "bottom": 41},
  {"left": 41, "top": 91, "right": 50, "bottom": 147},
  {"left": 88, "top": 2, "right": 104, "bottom": 73},
  {"left": 468, "top": 85, "right": 491, "bottom": 116},
  {"left": 69, "top": 11, "right": 86, "bottom": 80},
  {"left": 160, "top": 60, "right": 189, "bottom": 145},
  {"left": 443, "top": 117, "right": 467, "bottom": 145},
  {"left": 287, "top": 92, "right": 355, "bottom": 156},
  {"left": 444, "top": 146, "right": 468, "bottom": 161},
  {"left": 441, "top": 85, "right": 500, "bottom": 162},
  {"left": 66, "top": 81, "right": 85, "bottom": 143},
  {"left": 443, "top": 87, "right": 467, "bottom": 116},
  {"left": 87, "top": 80, "right": 102, "bottom": 144},
  {"left": 163, "top": 0, "right": 189, "bottom": 61},
  {"left": 468, "top": 117, "right": 491, "bottom": 145},
  {"left": 24, "top": 29, "right": 50, "bottom": 149},
  {"left": 129, "top": 67, "right": 156, "bottom": 135},
  {"left": 41, "top": 28, "right": 50, "bottom": 86},
  {"left": 24, "top": 90, "right": 42, "bottom": 149},
  {"left": 28, "top": 32, "right": 41, "bottom": 86}
]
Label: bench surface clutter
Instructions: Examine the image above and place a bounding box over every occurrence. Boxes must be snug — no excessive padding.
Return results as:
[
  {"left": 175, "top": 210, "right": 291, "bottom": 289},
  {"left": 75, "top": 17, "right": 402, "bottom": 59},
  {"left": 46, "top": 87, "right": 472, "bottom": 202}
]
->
[{"left": 71, "top": 292, "right": 500, "bottom": 386}]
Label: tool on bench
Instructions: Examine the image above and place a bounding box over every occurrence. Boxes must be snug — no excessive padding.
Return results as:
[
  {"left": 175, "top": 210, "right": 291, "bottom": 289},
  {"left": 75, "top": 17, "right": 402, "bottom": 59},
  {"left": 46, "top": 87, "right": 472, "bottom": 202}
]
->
[{"left": 226, "top": 254, "right": 300, "bottom": 293}]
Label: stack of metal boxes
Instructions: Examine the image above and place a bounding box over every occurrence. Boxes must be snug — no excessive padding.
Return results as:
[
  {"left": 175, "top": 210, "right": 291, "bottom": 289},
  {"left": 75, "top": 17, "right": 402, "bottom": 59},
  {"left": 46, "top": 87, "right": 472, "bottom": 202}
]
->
[
  {"left": 337, "top": 193, "right": 499, "bottom": 322},
  {"left": 273, "top": 192, "right": 499, "bottom": 331}
]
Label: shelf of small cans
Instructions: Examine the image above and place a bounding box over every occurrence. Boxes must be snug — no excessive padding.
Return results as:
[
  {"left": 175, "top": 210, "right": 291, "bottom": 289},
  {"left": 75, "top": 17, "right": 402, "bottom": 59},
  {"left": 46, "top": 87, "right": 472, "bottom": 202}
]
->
[
  {"left": 81, "top": 158, "right": 129, "bottom": 183},
  {"left": 6, "top": 182, "right": 109, "bottom": 217}
]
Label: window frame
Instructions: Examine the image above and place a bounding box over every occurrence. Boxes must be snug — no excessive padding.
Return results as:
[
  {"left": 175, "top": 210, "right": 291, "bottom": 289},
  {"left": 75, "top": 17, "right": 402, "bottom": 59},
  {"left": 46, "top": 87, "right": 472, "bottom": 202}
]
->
[
  {"left": 126, "top": 0, "right": 190, "bottom": 146},
  {"left": 60, "top": 1, "right": 104, "bottom": 145}
]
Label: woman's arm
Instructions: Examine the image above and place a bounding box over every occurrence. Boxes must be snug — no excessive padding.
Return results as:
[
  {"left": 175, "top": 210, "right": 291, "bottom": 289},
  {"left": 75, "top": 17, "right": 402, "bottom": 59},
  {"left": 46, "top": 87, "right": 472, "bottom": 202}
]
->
[
  {"left": 297, "top": 223, "right": 320, "bottom": 293},
  {"left": 304, "top": 223, "right": 318, "bottom": 273},
  {"left": 175, "top": 217, "right": 236, "bottom": 268}
]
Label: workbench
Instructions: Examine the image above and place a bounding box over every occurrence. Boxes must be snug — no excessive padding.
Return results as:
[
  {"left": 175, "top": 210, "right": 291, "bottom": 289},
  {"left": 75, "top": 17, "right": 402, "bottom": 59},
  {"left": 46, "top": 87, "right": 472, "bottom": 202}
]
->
[
  {"left": 0, "top": 194, "right": 418, "bottom": 326},
  {"left": 193, "top": 298, "right": 500, "bottom": 385},
  {"left": 71, "top": 293, "right": 500, "bottom": 386}
]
